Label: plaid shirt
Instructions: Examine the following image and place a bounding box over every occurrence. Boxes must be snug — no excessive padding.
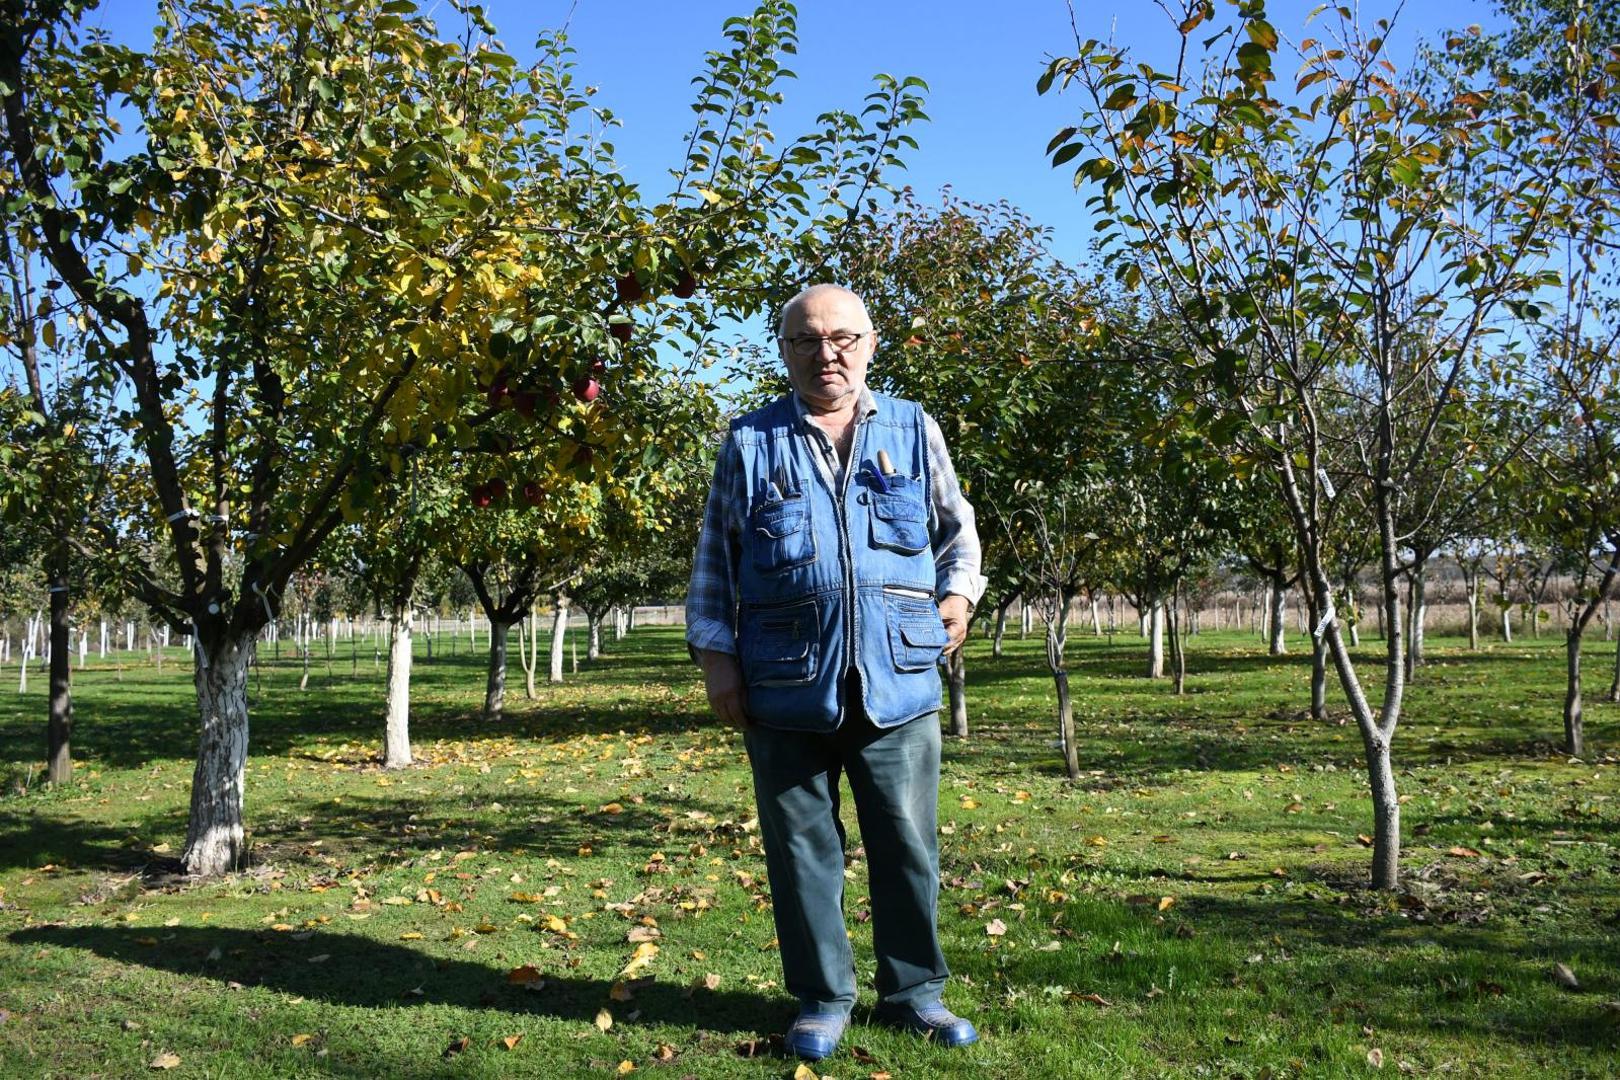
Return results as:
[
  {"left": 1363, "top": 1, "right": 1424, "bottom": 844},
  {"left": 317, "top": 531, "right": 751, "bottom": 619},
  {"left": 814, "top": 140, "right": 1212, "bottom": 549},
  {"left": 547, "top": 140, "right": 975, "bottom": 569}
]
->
[{"left": 686, "top": 389, "right": 987, "bottom": 657}]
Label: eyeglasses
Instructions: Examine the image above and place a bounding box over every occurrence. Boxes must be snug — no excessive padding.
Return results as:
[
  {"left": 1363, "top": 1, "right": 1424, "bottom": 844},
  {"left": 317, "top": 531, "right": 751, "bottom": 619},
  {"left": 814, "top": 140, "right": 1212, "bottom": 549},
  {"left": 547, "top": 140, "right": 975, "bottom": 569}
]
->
[{"left": 779, "top": 330, "right": 873, "bottom": 358}]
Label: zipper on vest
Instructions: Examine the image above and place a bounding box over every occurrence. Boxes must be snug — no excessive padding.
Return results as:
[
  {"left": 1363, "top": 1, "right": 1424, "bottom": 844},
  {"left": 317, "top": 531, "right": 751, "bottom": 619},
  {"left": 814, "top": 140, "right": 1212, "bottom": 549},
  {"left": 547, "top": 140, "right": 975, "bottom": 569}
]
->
[{"left": 839, "top": 420, "right": 865, "bottom": 695}]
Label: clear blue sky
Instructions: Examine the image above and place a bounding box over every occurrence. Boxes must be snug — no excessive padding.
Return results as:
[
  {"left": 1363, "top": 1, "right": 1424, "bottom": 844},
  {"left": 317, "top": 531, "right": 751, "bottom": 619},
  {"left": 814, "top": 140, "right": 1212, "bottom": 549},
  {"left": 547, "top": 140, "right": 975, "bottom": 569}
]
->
[{"left": 86, "top": 0, "right": 1494, "bottom": 267}]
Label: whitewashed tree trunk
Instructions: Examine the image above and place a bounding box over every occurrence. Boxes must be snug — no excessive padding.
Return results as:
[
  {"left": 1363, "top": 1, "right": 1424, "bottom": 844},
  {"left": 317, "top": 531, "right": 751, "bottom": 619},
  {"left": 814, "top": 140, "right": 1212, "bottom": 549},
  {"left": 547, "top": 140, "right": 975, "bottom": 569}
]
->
[
  {"left": 383, "top": 606, "right": 413, "bottom": 768},
  {"left": 588, "top": 612, "right": 602, "bottom": 661},
  {"left": 992, "top": 601, "right": 1009, "bottom": 658},
  {"left": 99, "top": 620, "right": 107, "bottom": 658},
  {"left": 181, "top": 633, "right": 255, "bottom": 876},
  {"left": 1146, "top": 601, "right": 1165, "bottom": 678},
  {"left": 1090, "top": 598, "right": 1102, "bottom": 635},
  {"left": 1020, "top": 603, "right": 1032, "bottom": 638},
  {"left": 549, "top": 598, "right": 568, "bottom": 683},
  {"left": 1465, "top": 571, "right": 1481, "bottom": 651},
  {"left": 1268, "top": 581, "right": 1287, "bottom": 656}
]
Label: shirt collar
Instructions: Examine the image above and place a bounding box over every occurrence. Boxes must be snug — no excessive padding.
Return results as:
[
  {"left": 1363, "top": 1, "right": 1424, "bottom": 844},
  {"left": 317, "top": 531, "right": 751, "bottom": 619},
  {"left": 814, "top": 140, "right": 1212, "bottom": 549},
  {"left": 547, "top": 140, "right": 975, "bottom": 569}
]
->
[{"left": 790, "top": 386, "right": 878, "bottom": 430}]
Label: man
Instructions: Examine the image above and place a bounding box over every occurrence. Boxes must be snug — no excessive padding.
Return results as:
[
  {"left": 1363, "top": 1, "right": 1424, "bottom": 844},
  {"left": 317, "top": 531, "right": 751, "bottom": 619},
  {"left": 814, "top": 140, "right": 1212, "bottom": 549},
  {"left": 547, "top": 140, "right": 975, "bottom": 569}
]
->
[{"left": 685, "top": 283, "right": 987, "bottom": 1061}]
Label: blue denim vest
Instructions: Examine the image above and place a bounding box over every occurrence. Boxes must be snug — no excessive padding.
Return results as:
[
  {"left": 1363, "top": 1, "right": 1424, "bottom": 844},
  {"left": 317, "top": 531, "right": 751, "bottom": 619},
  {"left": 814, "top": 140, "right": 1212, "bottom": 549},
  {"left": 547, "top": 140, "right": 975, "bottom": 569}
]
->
[{"left": 733, "top": 393, "right": 948, "bottom": 731}]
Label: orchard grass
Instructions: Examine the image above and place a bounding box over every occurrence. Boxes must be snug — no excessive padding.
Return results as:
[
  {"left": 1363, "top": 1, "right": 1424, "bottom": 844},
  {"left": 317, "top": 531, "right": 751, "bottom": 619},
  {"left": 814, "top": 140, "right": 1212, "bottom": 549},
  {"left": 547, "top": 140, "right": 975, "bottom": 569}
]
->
[{"left": 1, "top": 624, "right": 1617, "bottom": 1078}]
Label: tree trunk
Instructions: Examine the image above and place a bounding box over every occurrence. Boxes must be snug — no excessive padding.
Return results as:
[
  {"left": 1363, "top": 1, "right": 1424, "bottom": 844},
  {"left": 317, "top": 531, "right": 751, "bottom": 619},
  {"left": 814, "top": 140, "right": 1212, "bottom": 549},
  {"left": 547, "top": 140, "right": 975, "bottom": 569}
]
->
[
  {"left": 1053, "top": 666, "right": 1079, "bottom": 780},
  {"left": 1607, "top": 633, "right": 1619, "bottom": 704},
  {"left": 991, "top": 601, "right": 1008, "bottom": 658},
  {"left": 181, "top": 633, "right": 255, "bottom": 876},
  {"left": 1268, "top": 578, "right": 1287, "bottom": 655},
  {"left": 1146, "top": 601, "right": 1165, "bottom": 678},
  {"left": 1564, "top": 628, "right": 1585, "bottom": 758},
  {"left": 549, "top": 598, "right": 568, "bottom": 683},
  {"left": 1344, "top": 573, "right": 1361, "bottom": 647},
  {"left": 1166, "top": 595, "right": 1185, "bottom": 695},
  {"left": 588, "top": 612, "right": 602, "bottom": 661},
  {"left": 1499, "top": 582, "right": 1513, "bottom": 642},
  {"left": 1309, "top": 595, "right": 1328, "bottom": 723},
  {"left": 483, "top": 618, "right": 510, "bottom": 721},
  {"left": 1090, "top": 598, "right": 1102, "bottom": 635},
  {"left": 1464, "top": 569, "right": 1480, "bottom": 651},
  {"left": 1020, "top": 603, "right": 1032, "bottom": 638},
  {"left": 1406, "top": 565, "right": 1427, "bottom": 677},
  {"left": 383, "top": 605, "right": 413, "bottom": 768},
  {"left": 946, "top": 647, "right": 967, "bottom": 737},
  {"left": 46, "top": 568, "right": 72, "bottom": 785}
]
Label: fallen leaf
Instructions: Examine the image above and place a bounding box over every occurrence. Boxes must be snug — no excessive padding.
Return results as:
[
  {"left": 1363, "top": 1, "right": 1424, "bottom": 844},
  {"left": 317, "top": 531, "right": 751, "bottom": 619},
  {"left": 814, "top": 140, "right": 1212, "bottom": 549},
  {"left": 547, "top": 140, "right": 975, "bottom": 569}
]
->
[
  {"left": 620, "top": 941, "right": 659, "bottom": 977},
  {"left": 1072, "top": 992, "right": 1112, "bottom": 1007},
  {"left": 501, "top": 1034, "right": 524, "bottom": 1051},
  {"left": 399, "top": 931, "right": 423, "bottom": 941},
  {"left": 543, "top": 914, "right": 568, "bottom": 934},
  {"left": 307, "top": 954, "right": 330, "bottom": 964},
  {"left": 595, "top": 1008, "right": 613, "bottom": 1032},
  {"left": 507, "top": 965, "right": 545, "bottom": 989},
  {"left": 1157, "top": 896, "right": 1176, "bottom": 912},
  {"left": 291, "top": 1033, "right": 314, "bottom": 1047},
  {"left": 149, "top": 1052, "right": 181, "bottom": 1070},
  {"left": 1367, "top": 1047, "right": 1384, "bottom": 1068},
  {"left": 626, "top": 925, "right": 661, "bottom": 943},
  {"left": 985, "top": 918, "right": 1007, "bottom": 937},
  {"left": 1448, "top": 846, "right": 1482, "bottom": 859},
  {"left": 443, "top": 1036, "right": 470, "bottom": 1059},
  {"left": 793, "top": 1065, "right": 818, "bottom": 1080},
  {"left": 1553, "top": 963, "right": 1580, "bottom": 990},
  {"left": 653, "top": 1043, "right": 677, "bottom": 1062},
  {"left": 1356, "top": 834, "right": 1374, "bottom": 846},
  {"left": 616, "top": 1062, "right": 635, "bottom": 1075}
]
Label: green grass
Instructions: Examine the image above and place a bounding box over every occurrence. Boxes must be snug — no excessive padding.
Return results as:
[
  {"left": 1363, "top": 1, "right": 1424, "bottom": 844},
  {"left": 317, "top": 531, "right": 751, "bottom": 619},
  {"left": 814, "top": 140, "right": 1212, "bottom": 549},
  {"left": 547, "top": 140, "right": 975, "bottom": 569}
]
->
[{"left": 2, "top": 625, "right": 1618, "bottom": 1078}]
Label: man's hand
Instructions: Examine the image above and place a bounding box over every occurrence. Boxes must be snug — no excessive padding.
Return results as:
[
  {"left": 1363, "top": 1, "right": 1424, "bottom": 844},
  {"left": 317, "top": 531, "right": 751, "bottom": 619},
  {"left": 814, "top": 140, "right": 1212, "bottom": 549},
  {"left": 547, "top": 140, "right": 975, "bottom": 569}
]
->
[
  {"left": 698, "top": 649, "right": 750, "bottom": 729},
  {"left": 939, "top": 594, "right": 970, "bottom": 655}
]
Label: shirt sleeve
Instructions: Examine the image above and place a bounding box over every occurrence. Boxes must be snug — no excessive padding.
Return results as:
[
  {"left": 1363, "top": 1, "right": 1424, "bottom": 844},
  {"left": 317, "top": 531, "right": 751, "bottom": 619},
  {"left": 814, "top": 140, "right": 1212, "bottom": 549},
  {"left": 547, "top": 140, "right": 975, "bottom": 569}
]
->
[
  {"left": 923, "top": 412, "right": 988, "bottom": 608},
  {"left": 685, "top": 432, "right": 744, "bottom": 658}
]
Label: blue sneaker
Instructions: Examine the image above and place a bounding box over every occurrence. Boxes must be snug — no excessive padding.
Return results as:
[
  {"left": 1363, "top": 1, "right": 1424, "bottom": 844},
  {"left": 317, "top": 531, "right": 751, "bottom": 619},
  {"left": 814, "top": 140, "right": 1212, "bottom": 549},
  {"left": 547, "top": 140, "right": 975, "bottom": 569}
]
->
[
  {"left": 872, "top": 1000, "right": 979, "bottom": 1047},
  {"left": 784, "top": 1009, "right": 848, "bottom": 1060}
]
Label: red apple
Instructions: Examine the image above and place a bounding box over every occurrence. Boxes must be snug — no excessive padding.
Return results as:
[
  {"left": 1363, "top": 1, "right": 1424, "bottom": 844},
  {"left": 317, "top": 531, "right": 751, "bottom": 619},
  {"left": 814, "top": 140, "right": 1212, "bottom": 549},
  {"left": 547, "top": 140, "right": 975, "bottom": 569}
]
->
[
  {"left": 485, "top": 374, "right": 508, "bottom": 409},
  {"left": 615, "top": 272, "right": 644, "bottom": 303},
  {"left": 471, "top": 483, "right": 493, "bottom": 509},
  {"left": 572, "top": 376, "right": 600, "bottom": 403},
  {"left": 486, "top": 477, "right": 508, "bottom": 501},
  {"left": 672, "top": 269, "right": 698, "bottom": 299},
  {"left": 522, "top": 481, "right": 544, "bottom": 507},
  {"left": 609, "top": 321, "right": 632, "bottom": 344}
]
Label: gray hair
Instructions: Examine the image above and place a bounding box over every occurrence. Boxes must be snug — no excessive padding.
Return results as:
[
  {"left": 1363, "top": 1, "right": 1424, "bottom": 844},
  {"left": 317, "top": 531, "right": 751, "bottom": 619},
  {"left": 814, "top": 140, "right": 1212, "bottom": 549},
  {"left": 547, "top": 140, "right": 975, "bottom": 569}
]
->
[{"left": 776, "top": 283, "right": 871, "bottom": 336}]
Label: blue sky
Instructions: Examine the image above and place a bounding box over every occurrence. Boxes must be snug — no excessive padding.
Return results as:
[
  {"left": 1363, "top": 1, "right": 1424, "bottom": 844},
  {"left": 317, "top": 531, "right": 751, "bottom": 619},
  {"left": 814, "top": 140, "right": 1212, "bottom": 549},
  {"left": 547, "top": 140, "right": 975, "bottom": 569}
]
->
[{"left": 86, "top": 0, "right": 1493, "bottom": 267}]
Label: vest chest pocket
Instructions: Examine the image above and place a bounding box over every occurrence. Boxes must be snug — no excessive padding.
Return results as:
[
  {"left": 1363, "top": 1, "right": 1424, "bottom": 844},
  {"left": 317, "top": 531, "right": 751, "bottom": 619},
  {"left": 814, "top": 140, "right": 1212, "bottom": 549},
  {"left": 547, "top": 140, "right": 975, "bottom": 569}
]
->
[
  {"left": 739, "top": 599, "right": 820, "bottom": 687},
  {"left": 868, "top": 474, "right": 929, "bottom": 555},
  {"left": 749, "top": 493, "right": 815, "bottom": 574}
]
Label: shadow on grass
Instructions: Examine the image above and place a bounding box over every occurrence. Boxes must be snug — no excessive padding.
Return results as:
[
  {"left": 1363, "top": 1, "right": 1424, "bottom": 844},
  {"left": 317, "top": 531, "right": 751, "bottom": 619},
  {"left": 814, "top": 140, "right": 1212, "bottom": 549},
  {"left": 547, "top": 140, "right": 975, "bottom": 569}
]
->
[{"left": 8, "top": 924, "right": 791, "bottom": 1038}]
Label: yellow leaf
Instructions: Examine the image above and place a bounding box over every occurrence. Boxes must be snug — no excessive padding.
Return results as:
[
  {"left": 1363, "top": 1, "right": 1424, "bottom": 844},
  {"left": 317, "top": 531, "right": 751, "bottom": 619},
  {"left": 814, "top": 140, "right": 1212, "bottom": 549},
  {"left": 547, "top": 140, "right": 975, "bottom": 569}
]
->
[
  {"left": 544, "top": 914, "right": 568, "bottom": 933},
  {"left": 399, "top": 932, "right": 423, "bottom": 941},
  {"left": 149, "top": 1052, "right": 181, "bottom": 1070},
  {"left": 793, "top": 1064, "right": 819, "bottom": 1080},
  {"left": 595, "top": 1007, "right": 613, "bottom": 1032},
  {"left": 501, "top": 1033, "right": 524, "bottom": 1050},
  {"left": 1157, "top": 896, "right": 1176, "bottom": 912},
  {"left": 616, "top": 1060, "right": 635, "bottom": 1074},
  {"left": 291, "top": 1034, "right": 314, "bottom": 1047},
  {"left": 1086, "top": 835, "right": 1108, "bottom": 847},
  {"left": 696, "top": 187, "right": 722, "bottom": 205}
]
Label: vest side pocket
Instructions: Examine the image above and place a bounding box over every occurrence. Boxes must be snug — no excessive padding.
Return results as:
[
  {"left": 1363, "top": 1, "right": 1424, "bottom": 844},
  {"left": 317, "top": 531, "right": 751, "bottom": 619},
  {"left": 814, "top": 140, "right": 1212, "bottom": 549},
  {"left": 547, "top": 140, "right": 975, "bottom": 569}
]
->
[
  {"left": 867, "top": 475, "right": 929, "bottom": 555},
  {"left": 739, "top": 598, "right": 820, "bottom": 687},
  {"left": 749, "top": 493, "right": 816, "bottom": 574},
  {"left": 884, "top": 591, "right": 948, "bottom": 671}
]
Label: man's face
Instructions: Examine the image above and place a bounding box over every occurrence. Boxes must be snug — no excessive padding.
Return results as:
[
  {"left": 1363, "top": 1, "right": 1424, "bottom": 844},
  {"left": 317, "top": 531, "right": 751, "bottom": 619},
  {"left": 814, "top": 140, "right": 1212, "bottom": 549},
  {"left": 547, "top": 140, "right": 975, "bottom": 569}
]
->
[{"left": 779, "top": 289, "right": 876, "bottom": 413}]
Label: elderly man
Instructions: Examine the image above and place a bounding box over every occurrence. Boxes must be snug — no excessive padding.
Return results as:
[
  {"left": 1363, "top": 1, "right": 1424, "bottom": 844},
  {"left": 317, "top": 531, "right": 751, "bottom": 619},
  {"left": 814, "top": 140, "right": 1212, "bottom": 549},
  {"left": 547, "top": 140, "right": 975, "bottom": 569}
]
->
[{"left": 685, "top": 283, "right": 986, "bottom": 1060}]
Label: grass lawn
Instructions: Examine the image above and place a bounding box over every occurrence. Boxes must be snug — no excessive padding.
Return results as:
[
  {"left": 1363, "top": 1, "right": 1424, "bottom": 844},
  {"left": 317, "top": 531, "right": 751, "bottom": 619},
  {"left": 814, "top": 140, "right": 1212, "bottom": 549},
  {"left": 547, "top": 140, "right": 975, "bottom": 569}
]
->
[{"left": 1, "top": 624, "right": 1617, "bottom": 1078}]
